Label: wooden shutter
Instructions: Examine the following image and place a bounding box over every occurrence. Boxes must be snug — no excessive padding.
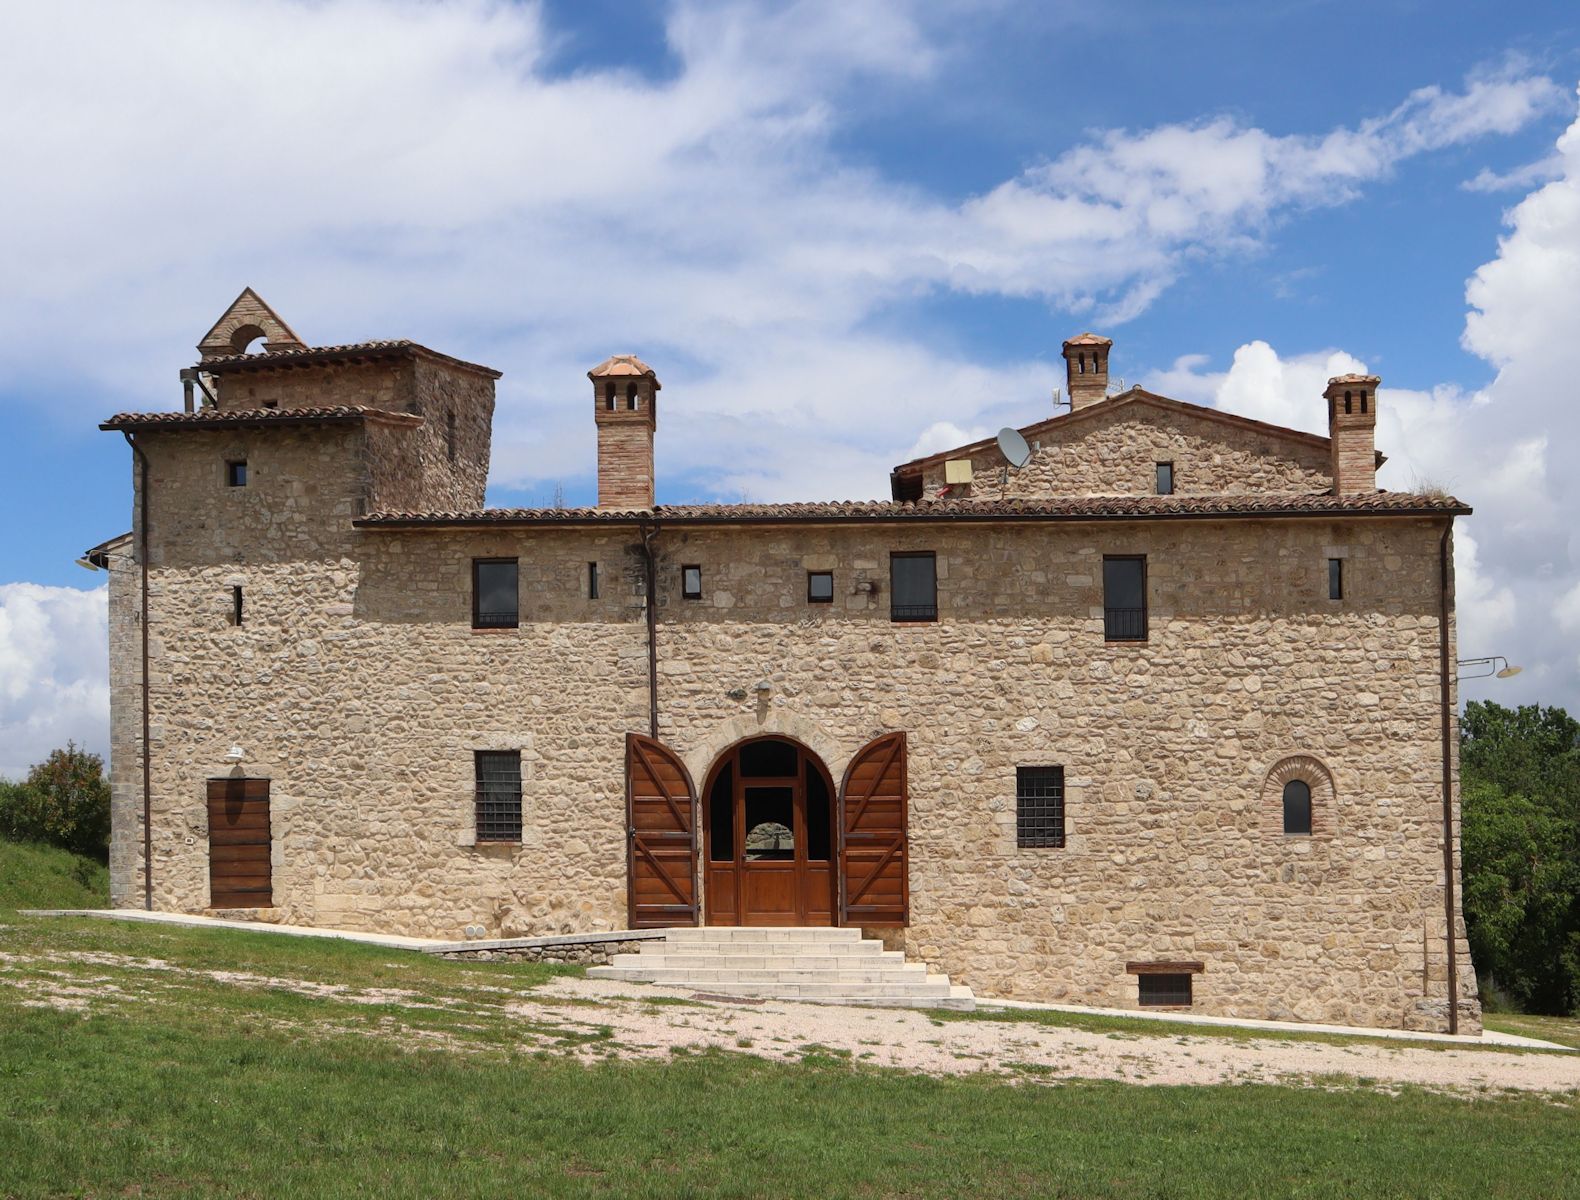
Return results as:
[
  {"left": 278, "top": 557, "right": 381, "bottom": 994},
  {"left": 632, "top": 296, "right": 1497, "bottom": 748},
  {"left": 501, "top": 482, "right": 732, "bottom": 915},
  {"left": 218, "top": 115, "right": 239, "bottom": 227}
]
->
[
  {"left": 207, "top": 778, "right": 272, "bottom": 909},
  {"left": 625, "top": 734, "right": 699, "bottom": 929},
  {"left": 839, "top": 732, "right": 909, "bottom": 927}
]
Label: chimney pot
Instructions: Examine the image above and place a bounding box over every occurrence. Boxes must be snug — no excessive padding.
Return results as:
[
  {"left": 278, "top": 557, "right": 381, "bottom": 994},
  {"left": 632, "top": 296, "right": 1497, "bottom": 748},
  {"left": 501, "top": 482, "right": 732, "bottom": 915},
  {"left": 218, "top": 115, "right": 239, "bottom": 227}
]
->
[
  {"left": 1324, "top": 373, "right": 1379, "bottom": 495},
  {"left": 1061, "top": 332, "right": 1113, "bottom": 412},
  {"left": 589, "top": 354, "right": 660, "bottom": 508}
]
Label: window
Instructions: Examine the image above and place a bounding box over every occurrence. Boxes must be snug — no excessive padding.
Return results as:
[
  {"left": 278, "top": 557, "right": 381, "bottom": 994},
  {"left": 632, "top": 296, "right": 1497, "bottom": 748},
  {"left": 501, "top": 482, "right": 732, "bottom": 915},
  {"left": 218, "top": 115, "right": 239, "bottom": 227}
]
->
[
  {"left": 1282, "top": 779, "right": 1313, "bottom": 835},
  {"left": 231, "top": 586, "right": 243, "bottom": 627},
  {"left": 1328, "top": 557, "right": 1343, "bottom": 600},
  {"left": 226, "top": 460, "right": 247, "bottom": 487},
  {"left": 1155, "top": 462, "right": 1174, "bottom": 495},
  {"left": 890, "top": 551, "right": 937, "bottom": 622},
  {"left": 626, "top": 382, "right": 639, "bottom": 411},
  {"left": 604, "top": 383, "right": 615, "bottom": 411},
  {"left": 472, "top": 558, "right": 519, "bottom": 629},
  {"left": 1137, "top": 973, "right": 1193, "bottom": 1007},
  {"left": 682, "top": 564, "right": 702, "bottom": 600},
  {"left": 807, "top": 570, "right": 834, "bottom": 604},
  {"left": 1016, "top": 766, "right": 1065, "bottom": 848},
  {"left": 588, "top": 561, "right": 600, "bottom": 600},
  {"left": 1103, "top": 555, "right": 1147, "bottom": 641},
  {"left": 474, "top": 751, "right": 522, "bottom": 842}
]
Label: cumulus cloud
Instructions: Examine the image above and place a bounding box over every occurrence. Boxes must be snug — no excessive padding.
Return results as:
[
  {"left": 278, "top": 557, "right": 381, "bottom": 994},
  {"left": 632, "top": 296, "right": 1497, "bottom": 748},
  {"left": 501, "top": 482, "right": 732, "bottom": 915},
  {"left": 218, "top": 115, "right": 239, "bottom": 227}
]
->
[{"left": 0, "top": 584, "right": 109, "bottom": 780}]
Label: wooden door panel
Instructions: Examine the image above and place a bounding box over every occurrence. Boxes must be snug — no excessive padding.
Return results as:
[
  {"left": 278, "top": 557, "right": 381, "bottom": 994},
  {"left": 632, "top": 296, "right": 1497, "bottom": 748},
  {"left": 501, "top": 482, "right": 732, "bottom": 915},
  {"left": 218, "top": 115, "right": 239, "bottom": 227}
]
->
[
  {"left": 626, "top": 734, "right": 699, "bottom": 929},
  {"left": 839, "top": 733, "right": 909, "bottom": 927},
  {"left": 207, "top": 778, "right": 272, "bottom": 909}
]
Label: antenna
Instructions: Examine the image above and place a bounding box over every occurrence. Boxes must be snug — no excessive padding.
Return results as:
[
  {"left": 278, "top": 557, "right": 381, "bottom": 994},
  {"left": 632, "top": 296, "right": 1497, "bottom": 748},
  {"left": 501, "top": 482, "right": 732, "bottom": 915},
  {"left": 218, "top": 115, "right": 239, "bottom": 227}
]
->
[
  {"left": 996, "top": 427, "right": 1032, "bottom": 469},
  {"left": 1052, "top": 386, "right": 1064, "bottom": 409}
]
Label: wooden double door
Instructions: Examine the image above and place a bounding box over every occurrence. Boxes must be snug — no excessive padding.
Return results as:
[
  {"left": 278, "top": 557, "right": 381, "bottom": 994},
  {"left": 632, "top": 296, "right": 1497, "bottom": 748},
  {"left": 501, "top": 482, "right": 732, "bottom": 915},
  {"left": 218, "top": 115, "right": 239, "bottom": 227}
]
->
[{"left": 625, "top": 732, "right": 909, "bottom": 929}]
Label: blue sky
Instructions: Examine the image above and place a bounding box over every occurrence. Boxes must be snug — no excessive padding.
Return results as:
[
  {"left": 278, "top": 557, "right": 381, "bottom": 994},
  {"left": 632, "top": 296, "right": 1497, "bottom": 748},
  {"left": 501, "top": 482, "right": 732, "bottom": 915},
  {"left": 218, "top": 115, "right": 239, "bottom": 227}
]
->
[{"left": 3, "top": 0, "right": 1580, "bottom": 773}]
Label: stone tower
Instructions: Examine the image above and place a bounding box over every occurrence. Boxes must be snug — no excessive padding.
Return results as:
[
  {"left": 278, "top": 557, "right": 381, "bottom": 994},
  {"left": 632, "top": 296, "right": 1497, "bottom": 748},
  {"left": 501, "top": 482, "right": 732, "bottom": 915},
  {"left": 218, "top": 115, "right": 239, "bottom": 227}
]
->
[
  {"left": 1062, "top": 332, "right": 1112, "bottom": 411},
  {"left": 1325, "top": 373, "right": 1379, "bottom": 495},
  {"left": 589, "top": 354, "right": 660, "bottom": 509}
]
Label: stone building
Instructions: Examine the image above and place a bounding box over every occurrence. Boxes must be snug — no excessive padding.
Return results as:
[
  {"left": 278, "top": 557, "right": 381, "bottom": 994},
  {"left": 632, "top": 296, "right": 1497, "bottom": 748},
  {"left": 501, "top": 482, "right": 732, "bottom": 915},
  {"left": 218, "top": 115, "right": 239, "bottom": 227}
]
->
[{"left": 94, "top": 290, "right": 1481, "bottom": 1032}]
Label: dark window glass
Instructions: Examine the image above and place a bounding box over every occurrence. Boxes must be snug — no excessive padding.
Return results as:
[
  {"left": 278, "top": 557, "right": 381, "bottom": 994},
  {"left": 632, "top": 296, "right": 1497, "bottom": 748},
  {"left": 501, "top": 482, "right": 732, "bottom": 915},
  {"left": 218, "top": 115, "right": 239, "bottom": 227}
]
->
[
  {"left": 1138, "top": 973, "right": 1193, "bottom": 1006},
  {"left": 472, "top": 559, "right": 519, "bottom": 628},
  {"left": 739, "top": 739, "right": 798, "bottom": 778},
  {"left": 1155, "top": 462, "right": 1174, "bottom": 495},
  {"left": 1103, "top": 556, "right": 1147, "bottom": 641},
  {"left": 1017, "top": 766, "right": 1065, "bottom": 848},
  {"left": 1328, "top": 558, "right": 1343, "bottom": 600},
  {"left": 890, "top": 552, "right": 937, "bottom": 622},
  {"left": 232, "top": 586, "right": 243, "bottom": 627},
  {"left": 588, "top": 561, "right": 600, "bottom": 600},
  {"left": 474, "top": 751, "right": 523, "bottom": 842},
  {"left": 807, "top": 570, "right": 834, "bottom": 603},
  {"left": 226, "top": 460, "right": 247, "bottom": 487},
  {"left": 805, "top": 767, "right": 831, "bottom": 862},
  {"left": 709, "top": 765, "right": 734, "bottom": 862},
  {"left": 682, "top": 564, "right": 702, "bottom": 599},
  {"left": 1283, "top": 780, "right": 1313, "bottom": 835}
]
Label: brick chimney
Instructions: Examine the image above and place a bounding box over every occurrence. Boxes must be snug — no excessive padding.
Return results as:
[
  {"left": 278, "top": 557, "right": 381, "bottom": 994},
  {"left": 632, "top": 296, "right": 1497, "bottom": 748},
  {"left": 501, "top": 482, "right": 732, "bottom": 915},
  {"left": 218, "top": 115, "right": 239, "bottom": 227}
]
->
[
  {"left": 1324, "top": 373, "right": 1379, "bottom": 495},
  {"left": 590, "top": 354, "right": 660, "bottom": 509},
  {"left": 1061, "top": 332, "right": 1112, "bottom": 411}
]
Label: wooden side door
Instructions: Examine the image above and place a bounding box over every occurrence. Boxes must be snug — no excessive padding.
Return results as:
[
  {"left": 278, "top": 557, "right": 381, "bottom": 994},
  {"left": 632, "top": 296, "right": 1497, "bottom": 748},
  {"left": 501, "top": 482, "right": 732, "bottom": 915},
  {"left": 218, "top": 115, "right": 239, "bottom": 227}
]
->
[
  {"left": 838, "top": 733, "right": 909, "bottom": 927},
  {"left": 626, "top": 733, "right": 700, "bottom": 929},
  {"left": 207, "top": 778, "right": 272, "bottom": 909}
]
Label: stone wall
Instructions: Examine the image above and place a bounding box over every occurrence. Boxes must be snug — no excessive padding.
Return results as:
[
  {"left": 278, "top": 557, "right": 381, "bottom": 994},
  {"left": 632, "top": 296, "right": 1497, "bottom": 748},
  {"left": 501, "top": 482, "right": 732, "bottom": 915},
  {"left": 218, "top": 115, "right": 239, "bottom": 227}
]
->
[{"left": 915, "top": 399, "right": 1332, "bottom": 499}]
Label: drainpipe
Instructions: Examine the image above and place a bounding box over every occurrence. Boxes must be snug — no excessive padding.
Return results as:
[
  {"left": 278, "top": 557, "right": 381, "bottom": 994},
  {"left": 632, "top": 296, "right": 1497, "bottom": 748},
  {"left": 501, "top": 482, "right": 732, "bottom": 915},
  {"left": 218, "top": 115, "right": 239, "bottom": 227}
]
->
[
  {"left": 1438, "top": 520, "right": 1458, "bottom": 1034},
  {"left": 639, "top": 519, "right": 659, "bottom": 739},
  {"left": 123, "top": 431, "right": 154, "bottom": 911}
]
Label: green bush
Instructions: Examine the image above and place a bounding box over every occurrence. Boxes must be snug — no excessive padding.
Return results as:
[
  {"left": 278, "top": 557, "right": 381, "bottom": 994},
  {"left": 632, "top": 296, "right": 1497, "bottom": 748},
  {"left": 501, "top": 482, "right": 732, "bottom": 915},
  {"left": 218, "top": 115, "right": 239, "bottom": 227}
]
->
[{"left": 0, "top": 743, "right": 111, "bottom": 861}]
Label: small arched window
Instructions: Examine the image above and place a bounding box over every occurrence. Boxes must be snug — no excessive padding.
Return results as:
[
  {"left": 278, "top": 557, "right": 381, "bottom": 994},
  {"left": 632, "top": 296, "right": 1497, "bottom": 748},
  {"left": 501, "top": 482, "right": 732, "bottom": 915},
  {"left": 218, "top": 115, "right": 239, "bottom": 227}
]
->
[
  {"left": 1360, "top": 390, "right": 1368, "bottom": 414},
  {"left": 1344, "top": 391, "right": 1353, "bottom": 414},
  {"left": 1282, "top": 780, "right": 1312, "bottom": 835},
  {"left": 1077, "top": 353, "right": 1087, "bottom": 375},
  {"left": 604, "top": 383, "right": 615, "bottom": 411},
  {"left": 626, "top": 382, "right": 639, "bottom": 411}
]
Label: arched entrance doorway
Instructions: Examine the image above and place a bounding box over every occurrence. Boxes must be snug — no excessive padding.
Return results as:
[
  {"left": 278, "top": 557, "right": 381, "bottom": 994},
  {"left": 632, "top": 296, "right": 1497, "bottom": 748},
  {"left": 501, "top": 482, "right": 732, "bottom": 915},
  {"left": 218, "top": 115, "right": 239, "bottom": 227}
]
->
[{"left": 703, "top": 737, "right": 836, "bottom": 926}]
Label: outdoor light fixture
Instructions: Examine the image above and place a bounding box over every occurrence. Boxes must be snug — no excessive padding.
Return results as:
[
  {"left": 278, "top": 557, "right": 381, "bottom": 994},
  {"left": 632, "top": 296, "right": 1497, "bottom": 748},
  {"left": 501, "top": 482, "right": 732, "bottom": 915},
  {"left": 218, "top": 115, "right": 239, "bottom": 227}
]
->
[
  {"left": 754, "top": 680, "right": 772, "bottom": 695},
  {"left": 74, "top": 556, "right": 100, "bottom": 572},
  {"left": 224, "top": 746, "right": 245, "bottom": 762},
  {"left": 1456, "top": 655, "right": 1523, "bottom": 681}
]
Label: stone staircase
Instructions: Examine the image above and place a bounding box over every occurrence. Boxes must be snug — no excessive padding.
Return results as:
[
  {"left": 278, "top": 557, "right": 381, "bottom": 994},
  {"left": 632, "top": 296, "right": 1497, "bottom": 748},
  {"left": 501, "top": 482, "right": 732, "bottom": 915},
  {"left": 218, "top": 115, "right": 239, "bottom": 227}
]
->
[{"left": 586, "top": 926, "right": 975, "bottom": 1010}]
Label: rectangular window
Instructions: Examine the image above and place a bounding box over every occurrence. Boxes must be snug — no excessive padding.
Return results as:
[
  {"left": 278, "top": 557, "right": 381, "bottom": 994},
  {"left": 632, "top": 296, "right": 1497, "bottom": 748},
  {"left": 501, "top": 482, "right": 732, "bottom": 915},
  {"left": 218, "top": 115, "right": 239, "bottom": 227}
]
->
[
  {"left": 1155, "top": 462, "right": 1174, "bottom": 495},
  {"left": 226, "top": 460, "right": 247, "bottom": 488},
  {"left": 682, "top": 564, "right": 702, "bottom": 600},
  {"left": 1103, "top": 555, "right": 1147, "bottom": 641},
  {"left": 445, "top": 410, "right": 458, "bottom": 464},
  {"left": 472, "top": 558, "right": 519, "bottom": 629},
  {"left": 807, "top": 570, "right": 834, "bottom": 604},
  {"left": 890, "top": 552, "right": 937, "bottom": 622},
  {"left": 1328, "top": 557, "right": 1343, "bottom": 600},
  {"left": 588, "top": 561, "right": 600, "bottom": 600},
  {"left": 232, "top": 586, "right": 243, "bottom": 627},
  {"left": 474, "top": 751, "right": 523, "bottom": 842},
  {"left": 1137, "top": 973, "right": 1193, "bottom": 1007},
  {"left": 1016, "top": 766, "right": 1065, "bottom": 848}
]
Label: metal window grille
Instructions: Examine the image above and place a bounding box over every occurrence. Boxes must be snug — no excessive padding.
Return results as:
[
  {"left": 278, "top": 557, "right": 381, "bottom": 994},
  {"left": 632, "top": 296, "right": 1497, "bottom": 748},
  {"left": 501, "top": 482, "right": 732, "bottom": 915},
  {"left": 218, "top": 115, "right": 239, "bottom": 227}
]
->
[
  {"left": 1103, "top": 607, "right": 1147, "bottom": 640},
  {"left": 1138, "top": 973, "right": 1193, "bottom": 1006},
  {"left": 1016, "top": 766, "right": 1065, "bottom": 848},
  {"left": 474, "top": 751, "right": 523, "bottom": 842},
  {"left": 1102, "top": 556, "right": 1147, "bottom": 641},
  {"left": 472, "top": 559, "right": 519, "bottom": 629}
]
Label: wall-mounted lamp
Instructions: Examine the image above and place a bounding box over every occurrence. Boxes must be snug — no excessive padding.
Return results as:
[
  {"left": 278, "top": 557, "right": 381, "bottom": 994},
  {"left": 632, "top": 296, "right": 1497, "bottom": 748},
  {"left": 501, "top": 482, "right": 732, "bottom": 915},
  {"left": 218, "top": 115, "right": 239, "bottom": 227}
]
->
[
  {"left": 224, "top": 746, "right": 245, "bottom": 763},
  {"left": 1457, "top": 655, "right": 1523, "bottom": 681},
  {"left": 753, "top": 680, "right": 772, "bottom": 696}
]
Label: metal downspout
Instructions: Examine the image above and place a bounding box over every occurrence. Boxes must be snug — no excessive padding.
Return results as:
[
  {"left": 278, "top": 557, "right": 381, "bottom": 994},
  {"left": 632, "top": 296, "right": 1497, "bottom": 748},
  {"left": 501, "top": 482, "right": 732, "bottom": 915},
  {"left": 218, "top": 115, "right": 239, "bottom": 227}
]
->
[
  {"left": 640, "top": 519, "right": 659, "bottom": 739},
  {"left": 122, "top": 431, "right": 153, "bottom": 911},
  {"left": 1438, "top": 520, "right": 1459, "bottom": 1034}
]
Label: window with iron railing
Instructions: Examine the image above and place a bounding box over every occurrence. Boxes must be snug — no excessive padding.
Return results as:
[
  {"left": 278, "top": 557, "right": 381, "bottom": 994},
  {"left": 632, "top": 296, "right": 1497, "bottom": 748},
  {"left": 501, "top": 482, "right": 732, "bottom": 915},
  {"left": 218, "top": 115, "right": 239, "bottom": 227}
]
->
[
  {"left": 474, "top": 751, "right": 523, "bottom": 842},
  {"left": 1137, "top": 973, "right": 1193, "bottom": 1006},
  {"left": 1102, "top": 555, "right": 1147, "bottom": 641},
  {"left": 890, "top": 551, "right": 937, "bottom": 622},
  {"left": 472, "top": 558, "right": 519, "bottom": 629}
]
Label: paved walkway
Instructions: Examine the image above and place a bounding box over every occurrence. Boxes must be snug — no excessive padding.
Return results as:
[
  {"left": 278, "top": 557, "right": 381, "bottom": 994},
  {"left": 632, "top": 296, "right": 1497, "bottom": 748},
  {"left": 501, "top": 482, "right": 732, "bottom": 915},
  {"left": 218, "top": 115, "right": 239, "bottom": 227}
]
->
[{"left": 22, "top": 909, "right": 1568, "bottom": 1051}]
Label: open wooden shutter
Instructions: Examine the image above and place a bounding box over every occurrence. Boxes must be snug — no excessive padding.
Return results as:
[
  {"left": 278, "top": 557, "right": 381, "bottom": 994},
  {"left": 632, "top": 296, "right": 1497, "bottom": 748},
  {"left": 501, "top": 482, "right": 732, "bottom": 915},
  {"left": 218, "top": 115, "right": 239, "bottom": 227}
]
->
[
  {"left": 839, "top": 732, "right": 909, "bottom": 927},
  {"left": 625, "top": 733, "right": 699, "bottom": 928},
  {"left": 207, "top": 778, "right": 272, "bottom": 909}
]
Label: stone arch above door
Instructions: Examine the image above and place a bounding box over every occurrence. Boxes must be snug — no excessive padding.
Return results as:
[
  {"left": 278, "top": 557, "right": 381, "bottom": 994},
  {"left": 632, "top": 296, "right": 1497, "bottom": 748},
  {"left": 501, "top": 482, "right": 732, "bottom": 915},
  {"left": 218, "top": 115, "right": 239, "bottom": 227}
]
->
[{"left": 682, "top": 711, "right": 847, "bottom": 792}]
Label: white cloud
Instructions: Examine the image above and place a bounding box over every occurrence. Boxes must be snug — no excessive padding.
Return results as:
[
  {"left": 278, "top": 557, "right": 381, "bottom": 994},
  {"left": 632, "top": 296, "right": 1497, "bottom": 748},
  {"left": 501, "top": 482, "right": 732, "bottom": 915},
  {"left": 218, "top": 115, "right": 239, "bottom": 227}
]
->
[{"left": 0, "top": 583, "right": 109, "bottom": 780}]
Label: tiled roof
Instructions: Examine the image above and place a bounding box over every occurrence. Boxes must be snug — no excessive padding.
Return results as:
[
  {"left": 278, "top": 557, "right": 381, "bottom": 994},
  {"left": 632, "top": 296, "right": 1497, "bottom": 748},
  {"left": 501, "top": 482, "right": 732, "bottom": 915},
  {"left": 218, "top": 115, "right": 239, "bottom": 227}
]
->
[
  {"left": 193, "top": 339, "right": 502, "bottom": 379},
  {"left": 1063, "top": 331, "right": 1113, "bottom": 346},
  {"left": 355, "top": 491, "right": 1469, "bottom": 528},
  {"left": 101, "top": 405, "right": 423, "bottom": 432},
  {"left": 588, "top": 354, "right": 659, "bottom": 380}
]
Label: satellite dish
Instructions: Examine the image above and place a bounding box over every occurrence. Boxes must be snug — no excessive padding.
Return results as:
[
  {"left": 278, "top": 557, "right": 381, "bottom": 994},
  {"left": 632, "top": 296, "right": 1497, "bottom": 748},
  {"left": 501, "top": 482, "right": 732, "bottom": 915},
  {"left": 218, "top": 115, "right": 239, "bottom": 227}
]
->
[{"left": 997, "top": 427, "right": 1031, "bottom": 469}]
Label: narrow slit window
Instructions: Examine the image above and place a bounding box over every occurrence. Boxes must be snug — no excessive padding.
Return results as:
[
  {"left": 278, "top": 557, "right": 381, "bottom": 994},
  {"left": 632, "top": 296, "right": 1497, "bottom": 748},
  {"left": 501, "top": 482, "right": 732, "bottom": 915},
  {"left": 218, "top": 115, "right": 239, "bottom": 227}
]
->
[
  {"left": 1016, "top": 766, "right": 1065, "bottom": 848},
  {"left": 231, "top": 586, "right": 243, "bottom": 626},
  {"left": 472, "top": 558, "right": 519, "bottom": 629},
  {"left": 588, "top": 561, "right": 600, "bottom": 600},
  {"left": 1137, "top": 973, "right": 1193, "bottom": 1007},
  {"left": 626, "top": 383, "right": 639, "bottom": 411},
  {"left": 474, "top": 751, "right": 523, "bottom": 842},
  {"left": 807, "top": 570, "right": 834, "bottom": 604},
  {"left": 682, "top": 564, "right": 702, "bottom": 600},
  {"left": 445, "top": 410, "right": 457, "bottom": 464},
  {"left": 1103, "top": 555, "right": 1147, "bottom": 641},
  {"left": 890, "top": 551, "right": 937, "bottom": 622},
  {"left": 226, "top": 460, "right": 247, "bottom": 488},
  {"left": 1328, "top": 557, "right": 1343, "bottom": 600},
  {"left": 1155, "top": 462, "right": 1174, "bottom": 495}
]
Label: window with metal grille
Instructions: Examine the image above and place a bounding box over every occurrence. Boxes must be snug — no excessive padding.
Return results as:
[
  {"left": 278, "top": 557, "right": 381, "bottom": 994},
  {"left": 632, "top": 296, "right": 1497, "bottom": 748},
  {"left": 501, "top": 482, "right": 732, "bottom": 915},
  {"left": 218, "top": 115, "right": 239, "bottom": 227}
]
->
[
  {"left": 1328, "top": 557, "right": 1343, "bottom": 600},
  {"left": 1155, "top": 461, "right": 1174, "bottom": 495},
  {"left": 1137, "top": 973, "right": 1193, "bottom": 1006},
  {"left": 474, "top": 751, "right": 522, "bottom": 842},
  {"left": 1103, "top": 555, "right": 1147, "bottom": 641},
  {"left": 472, "top": 558, "right": 518, "bottom": 629},
  {"left": 682, "top": 564, "right": 702, "bottom": 600},
  {"left": 807, "top": 570, "right": 833, "bottom": 603},
  {"left": 890, "top": 551, "right": 937, "bottom": 622},
  {"left": 1016, "top": 766, "right": 1065, "bottom": 848}
]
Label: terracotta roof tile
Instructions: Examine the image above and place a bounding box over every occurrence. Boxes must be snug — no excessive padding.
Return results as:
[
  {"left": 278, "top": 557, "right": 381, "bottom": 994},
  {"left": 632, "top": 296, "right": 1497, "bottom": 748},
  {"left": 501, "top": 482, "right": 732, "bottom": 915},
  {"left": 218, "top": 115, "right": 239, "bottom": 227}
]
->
[
  {"left": 1062, "top": 331, "right": 1113, "bottom": 346},
  {"left": 355, "top": 491, "right": 1469, "bottom": 528},
  {"left": 101, "top": 405, "right": 423, "bottom": 432},
  {"left": 194, "top": 339, "right": 502, "bottom": 379},
  {"left": 587, "top": 354, "right": 659, "bottom": 380}
]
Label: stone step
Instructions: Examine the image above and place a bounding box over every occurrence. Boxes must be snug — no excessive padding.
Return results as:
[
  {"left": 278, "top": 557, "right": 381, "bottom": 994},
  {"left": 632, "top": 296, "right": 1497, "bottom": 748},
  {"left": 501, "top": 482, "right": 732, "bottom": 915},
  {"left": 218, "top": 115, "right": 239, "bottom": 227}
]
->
[
  {"left": 662, "top": 926, "right": 863, "bottom": 941},
  {"left": 594, "top": 964, "right": 930, "bottom": 985},
  {"left": 635, "top": 939, "right": 886, "bottom": 957},
  {"left": 614, "top": 951, "right": 907, "bottom": 970}
]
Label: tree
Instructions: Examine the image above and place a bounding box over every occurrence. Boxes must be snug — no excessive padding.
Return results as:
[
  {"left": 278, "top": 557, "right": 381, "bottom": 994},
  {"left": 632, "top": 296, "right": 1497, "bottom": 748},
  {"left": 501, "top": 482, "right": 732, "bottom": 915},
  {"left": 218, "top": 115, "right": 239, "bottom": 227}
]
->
[{"left": 0, "top": 743, "right": 111, "bottom": 861}]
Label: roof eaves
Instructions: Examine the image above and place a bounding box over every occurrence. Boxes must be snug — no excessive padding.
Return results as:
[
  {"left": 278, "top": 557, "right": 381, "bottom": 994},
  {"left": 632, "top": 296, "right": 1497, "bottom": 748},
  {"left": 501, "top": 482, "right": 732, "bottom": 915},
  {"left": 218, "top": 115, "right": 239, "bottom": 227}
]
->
[{"left": 195, "top": 340, "right": 502, "bottom": 380}]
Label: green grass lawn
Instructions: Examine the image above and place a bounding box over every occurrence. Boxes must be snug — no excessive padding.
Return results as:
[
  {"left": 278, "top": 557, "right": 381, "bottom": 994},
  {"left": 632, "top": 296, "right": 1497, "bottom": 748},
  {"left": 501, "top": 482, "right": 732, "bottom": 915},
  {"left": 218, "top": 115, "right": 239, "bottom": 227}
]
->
[
  {"left": 1484, "top": 1012, "right": 1580, "bottom": 1052},
  {"left": 0, "top": 836, "right": 108, "bottom": 909},
  {"left": 1, "top": 912, "right": 1578, "bottom": 1199}
]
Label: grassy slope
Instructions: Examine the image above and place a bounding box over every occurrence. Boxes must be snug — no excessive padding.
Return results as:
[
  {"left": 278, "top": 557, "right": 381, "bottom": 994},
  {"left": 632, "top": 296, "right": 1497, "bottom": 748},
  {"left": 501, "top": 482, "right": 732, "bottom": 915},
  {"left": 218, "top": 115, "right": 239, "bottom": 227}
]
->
[
  {"left": 0, "top": 915, "right": 1577, "bottom": 1199},
  {"left": 1484, "top": 1012, "right": 1580, "bottom": 1052},
  {"left": 0, "top": 836, "right": 108, "bottom": 910}
]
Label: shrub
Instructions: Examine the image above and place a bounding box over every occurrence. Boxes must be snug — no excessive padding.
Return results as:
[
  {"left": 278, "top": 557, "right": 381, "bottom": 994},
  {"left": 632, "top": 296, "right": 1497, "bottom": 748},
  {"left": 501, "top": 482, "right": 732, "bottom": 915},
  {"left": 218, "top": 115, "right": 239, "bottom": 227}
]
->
[{"left": 0, "top": 743, "right": 111, "bottom": 861}]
